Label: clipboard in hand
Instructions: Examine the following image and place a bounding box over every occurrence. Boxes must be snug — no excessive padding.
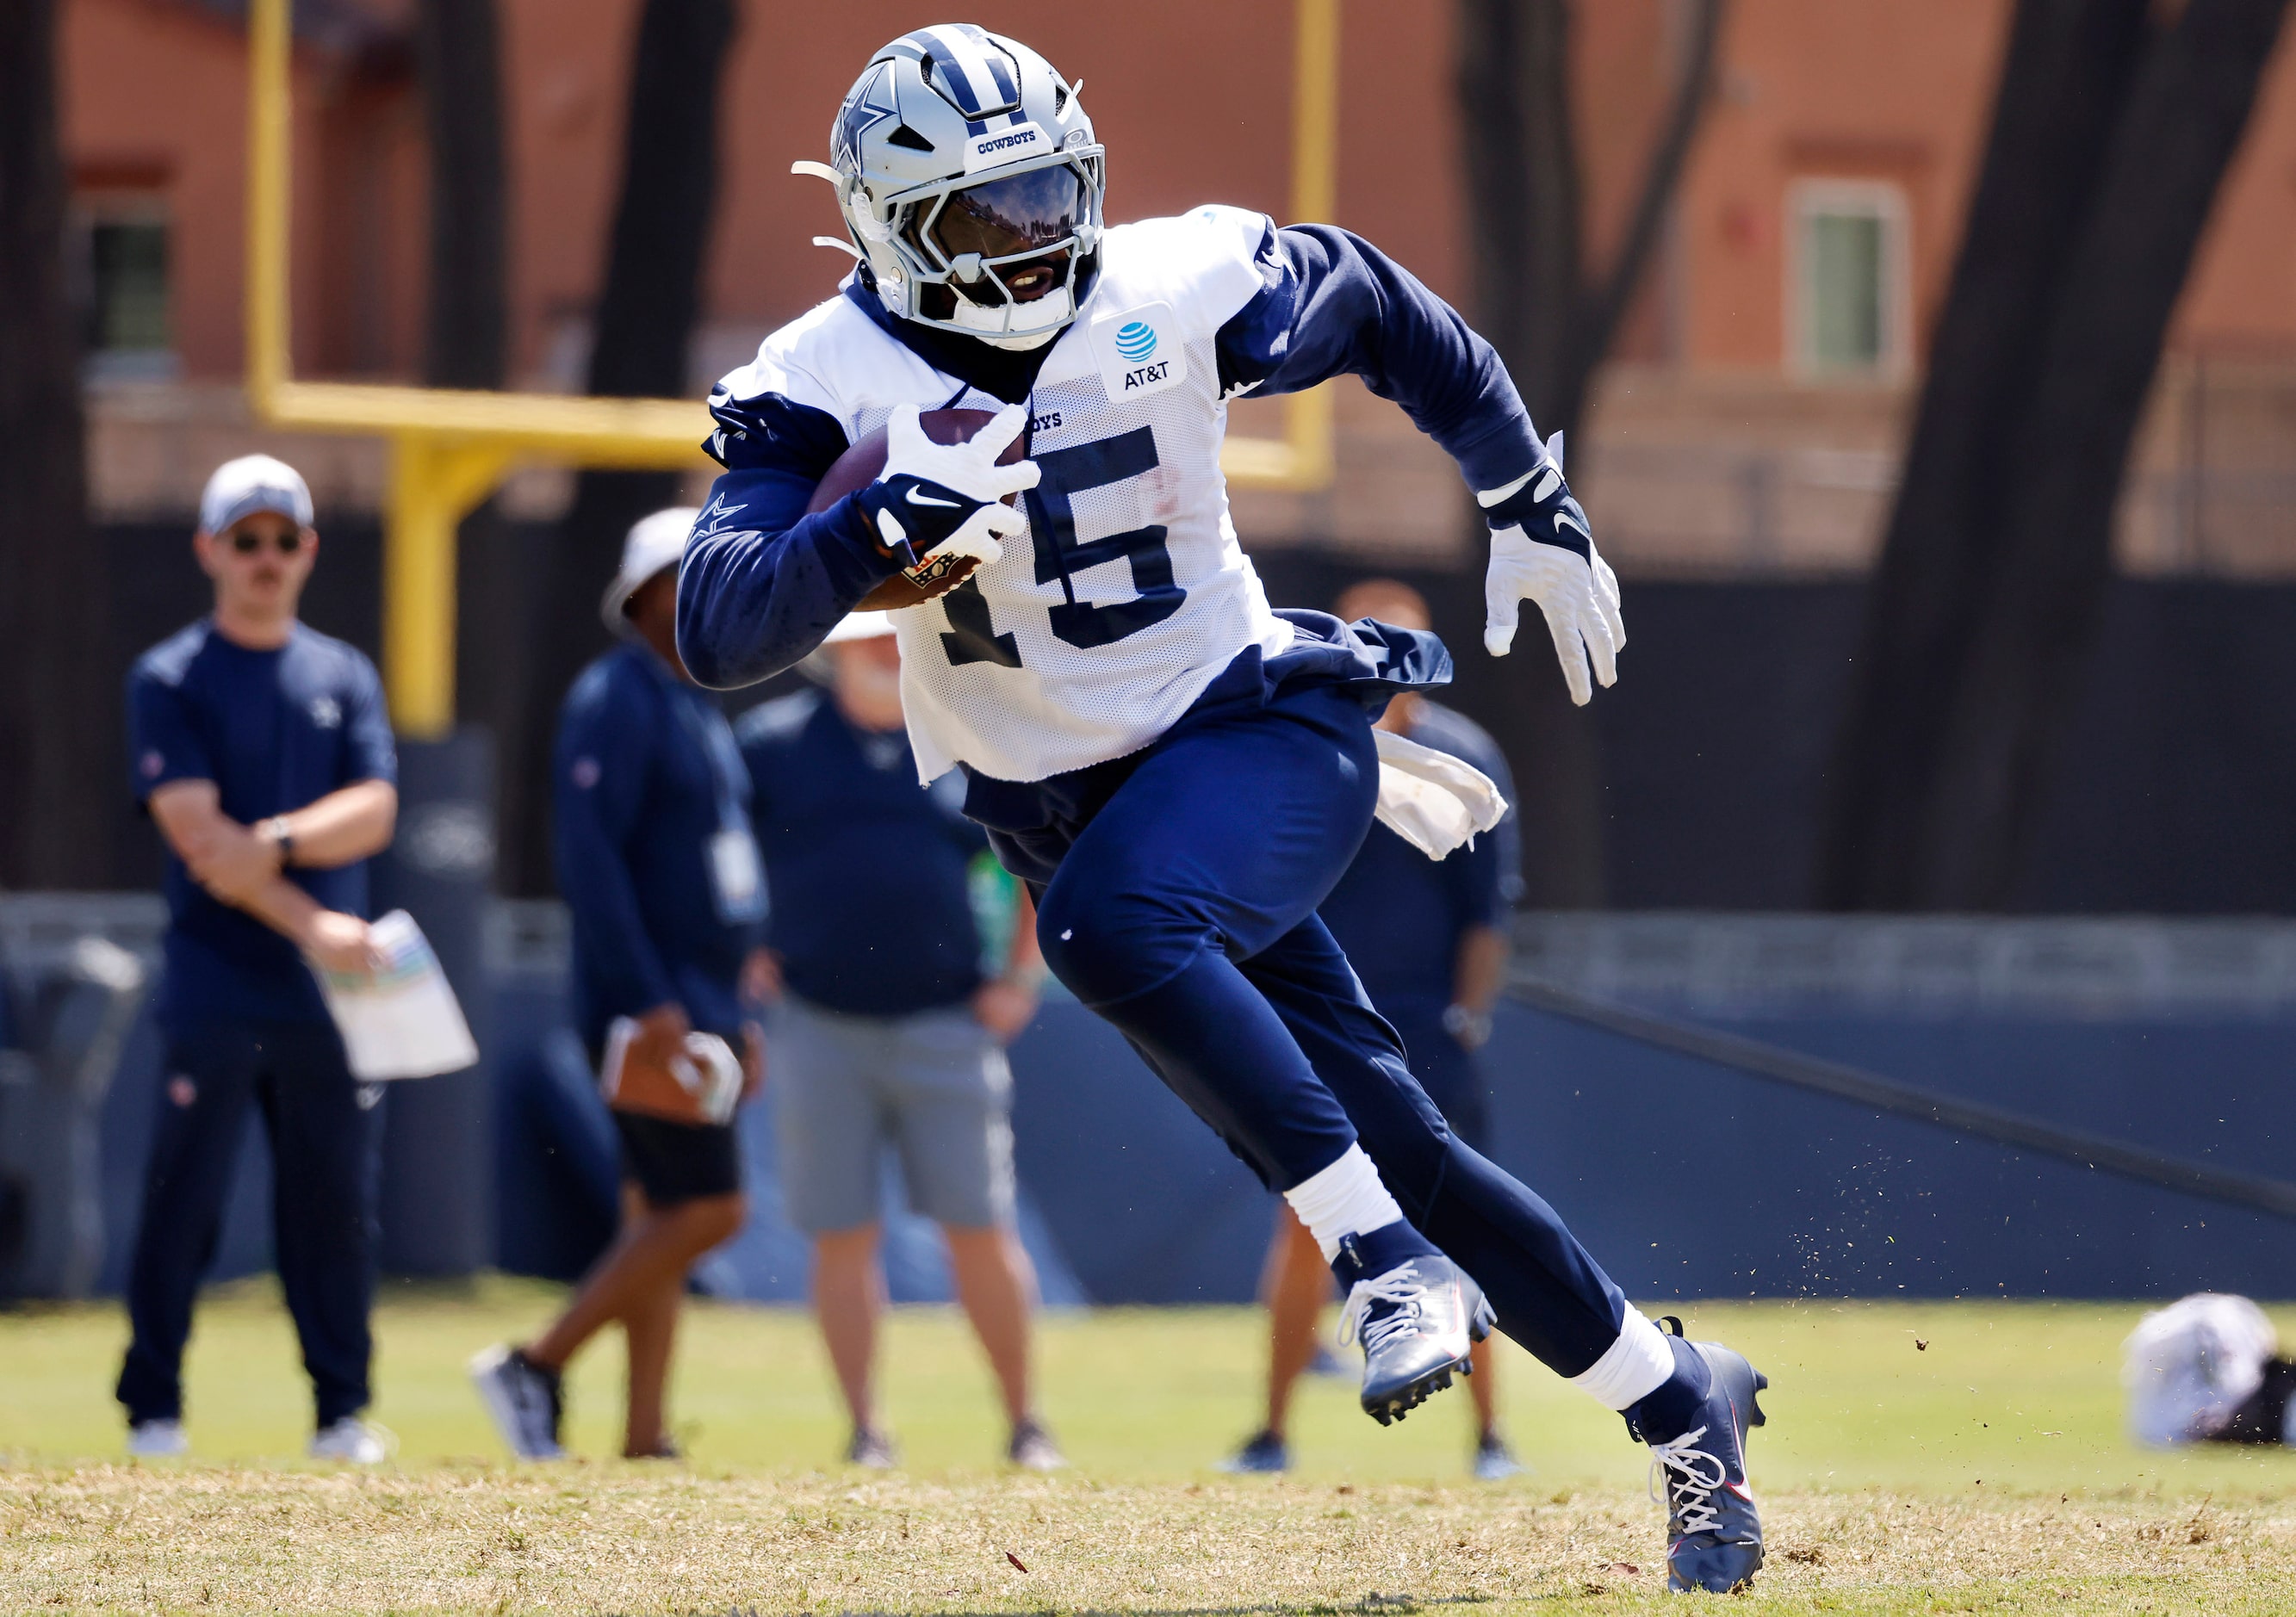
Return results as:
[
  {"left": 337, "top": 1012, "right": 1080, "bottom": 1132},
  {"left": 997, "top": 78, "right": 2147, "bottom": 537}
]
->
[{"left": 598, "top": 1017, "right": 742, "bottom": 1126}]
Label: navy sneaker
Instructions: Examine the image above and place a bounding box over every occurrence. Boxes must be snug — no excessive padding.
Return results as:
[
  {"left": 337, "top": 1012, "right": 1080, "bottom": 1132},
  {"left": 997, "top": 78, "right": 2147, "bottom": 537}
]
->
[
  {"left": 1631, "top": 1335, "right": 1767, "bottom": 1593},
  {"left": 1216, "top": 1428, "right": 1291, "bottom": 1473},
  {"left": 469, "top": 1345, "right": 564, "bottom": 1460},
  {"left": 1337, "top": 1252, "right": 1494, "bottom": 1427}
]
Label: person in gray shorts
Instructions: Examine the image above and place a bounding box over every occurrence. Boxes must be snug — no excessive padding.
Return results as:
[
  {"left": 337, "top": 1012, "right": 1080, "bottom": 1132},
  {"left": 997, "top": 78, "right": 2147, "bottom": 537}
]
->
[{"left": 737, "top": 612, "right": 1060, "bottom": 1471}]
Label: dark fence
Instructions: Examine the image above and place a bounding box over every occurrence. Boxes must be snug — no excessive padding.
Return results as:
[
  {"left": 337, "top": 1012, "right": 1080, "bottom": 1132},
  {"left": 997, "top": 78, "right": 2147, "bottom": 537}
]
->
[{"left": 7, "top": 898, "right": 2290, "bottom": 1306}]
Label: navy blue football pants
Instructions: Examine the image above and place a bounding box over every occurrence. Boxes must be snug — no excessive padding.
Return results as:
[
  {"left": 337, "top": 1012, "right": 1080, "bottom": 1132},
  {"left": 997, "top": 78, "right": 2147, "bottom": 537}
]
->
[
  {"left": 984, "top": 678, "right": 1629, "bottom": 1379},
  {"left": 117, "top": 1019, "right": 380, "bottom": 1428}
]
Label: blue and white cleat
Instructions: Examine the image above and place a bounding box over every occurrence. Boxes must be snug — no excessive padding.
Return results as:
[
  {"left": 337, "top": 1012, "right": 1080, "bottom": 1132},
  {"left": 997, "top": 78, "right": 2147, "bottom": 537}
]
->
[
  {"left": 1636, "top": 1335, "right": 1768, "bottom": 1593},
  {"left": 1338, "top": 1253, "right": 1495, "bottom": 1427}
]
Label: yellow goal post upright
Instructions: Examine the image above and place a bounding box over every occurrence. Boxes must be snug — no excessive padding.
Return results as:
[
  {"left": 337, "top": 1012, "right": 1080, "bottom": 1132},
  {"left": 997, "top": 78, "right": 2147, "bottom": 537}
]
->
[{"left": 244, "top": 0, "right": 1340, "bottom": 736}]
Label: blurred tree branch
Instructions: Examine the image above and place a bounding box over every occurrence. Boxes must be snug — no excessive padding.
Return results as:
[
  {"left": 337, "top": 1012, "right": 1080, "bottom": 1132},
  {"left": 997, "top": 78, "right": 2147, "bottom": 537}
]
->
[
  {"left": 1821, "top": 0, "right": 2291, "bottom": 908},
  {"left": 418, "top": 0, "right": 508, "bottom": 389},
  {"left": 1455, "top": 0, "right": 1725, "bottom": 907},
  {"left": 0, "top": 0, "right": 109, "bottom": 889},
  {"left": 505, "top": 0, "right": 739, "bottom": 895}
]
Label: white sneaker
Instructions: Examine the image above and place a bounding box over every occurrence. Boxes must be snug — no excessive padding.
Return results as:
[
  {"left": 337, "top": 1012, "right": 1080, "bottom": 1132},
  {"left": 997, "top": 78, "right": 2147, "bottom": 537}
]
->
[
  {"left": 127, "top": 1418, "right": 189, "bottom": 1459},
  {"left": 310, "top": 1417, "right": 392, "bottom": 1465}
]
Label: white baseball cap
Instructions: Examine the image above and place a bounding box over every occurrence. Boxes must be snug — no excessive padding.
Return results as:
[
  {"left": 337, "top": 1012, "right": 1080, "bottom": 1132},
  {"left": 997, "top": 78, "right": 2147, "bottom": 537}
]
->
[
  {"left": 600, "top": 506, "right": 699, "bottom": 634},
  {"left": 198, "top": 454, "right": 313, "bottom": 536},
  {"left": 822, "top": 612, "right": 897, "bottom": 644},
  {"left": 797, "top": 611, "right": 898, "bottom": 685}
]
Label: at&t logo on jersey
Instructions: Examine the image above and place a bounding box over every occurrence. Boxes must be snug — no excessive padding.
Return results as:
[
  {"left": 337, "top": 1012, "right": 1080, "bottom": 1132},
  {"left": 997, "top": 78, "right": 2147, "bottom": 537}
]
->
[{"left": 1090, "top": 303, "right": 1187, "bottom": 400}]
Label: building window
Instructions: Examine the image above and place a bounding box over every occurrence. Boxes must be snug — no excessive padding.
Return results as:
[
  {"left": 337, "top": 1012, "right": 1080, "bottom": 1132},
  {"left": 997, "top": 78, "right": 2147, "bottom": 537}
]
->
[
  {"left": 74, "top": 200, "right": 176, "bottom": 381},
  {"left": 1790, "top": 180, "right": 1908, "bottom": 378}
]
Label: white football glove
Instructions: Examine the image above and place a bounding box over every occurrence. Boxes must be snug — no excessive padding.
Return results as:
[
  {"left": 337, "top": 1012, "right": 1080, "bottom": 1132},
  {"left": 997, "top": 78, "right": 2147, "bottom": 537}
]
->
[
  {"left": 1477, "top": 433, "right": 1625, "bottom": 704},
  {"left": 859, "top": 402, "right": 1040, "bottom": 569}
]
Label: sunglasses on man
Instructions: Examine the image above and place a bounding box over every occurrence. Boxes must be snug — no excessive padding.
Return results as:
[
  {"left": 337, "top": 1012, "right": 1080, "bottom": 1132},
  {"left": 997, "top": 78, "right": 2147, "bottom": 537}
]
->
[{"left": 229, "top": 528, "right": 304, "bottom": 555}]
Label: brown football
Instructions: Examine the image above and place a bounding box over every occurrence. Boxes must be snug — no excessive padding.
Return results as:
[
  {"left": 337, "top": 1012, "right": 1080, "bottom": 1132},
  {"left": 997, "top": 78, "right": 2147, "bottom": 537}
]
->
[{"left": 808, "top": 407, "right": 1025, "bottom": 611}]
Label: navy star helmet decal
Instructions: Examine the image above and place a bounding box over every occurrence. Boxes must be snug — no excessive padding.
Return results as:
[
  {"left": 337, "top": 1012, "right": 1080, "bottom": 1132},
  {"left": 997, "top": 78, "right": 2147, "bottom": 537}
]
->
[{"left": 833, "top": 63, "right": 902, "bottom": 170}]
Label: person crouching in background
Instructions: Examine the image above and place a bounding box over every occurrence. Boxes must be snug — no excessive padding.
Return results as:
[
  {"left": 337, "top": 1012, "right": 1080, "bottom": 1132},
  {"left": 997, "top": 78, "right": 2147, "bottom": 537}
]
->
[
  {"left": 738, "top": 612, "right": 1062, "bottom": 1471},
  {"left": 472, "top": 509, "right": 765, "bottom": 1461}
]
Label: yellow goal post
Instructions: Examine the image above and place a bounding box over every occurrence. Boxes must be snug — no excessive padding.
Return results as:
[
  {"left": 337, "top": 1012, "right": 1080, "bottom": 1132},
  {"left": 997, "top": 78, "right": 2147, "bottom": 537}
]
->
[{"left": 245, "top": 0, "right": 1339, "bottom": 735}]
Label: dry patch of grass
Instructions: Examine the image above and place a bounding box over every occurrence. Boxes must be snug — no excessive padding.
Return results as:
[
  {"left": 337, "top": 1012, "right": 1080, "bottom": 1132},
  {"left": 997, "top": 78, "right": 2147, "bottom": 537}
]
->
[{"left": 3, "top": 1466, "right": 2294, "bottom": 1614}]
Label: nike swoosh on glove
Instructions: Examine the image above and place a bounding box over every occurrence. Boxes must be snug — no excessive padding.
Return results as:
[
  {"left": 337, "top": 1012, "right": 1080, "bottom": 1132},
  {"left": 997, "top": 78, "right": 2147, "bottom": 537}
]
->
[
  {"left": 854, "top": 402, "right": 1041, "bottom": 574},
  {"left": 1478, "top": 436, "right": 1625, "bottom": 704}
]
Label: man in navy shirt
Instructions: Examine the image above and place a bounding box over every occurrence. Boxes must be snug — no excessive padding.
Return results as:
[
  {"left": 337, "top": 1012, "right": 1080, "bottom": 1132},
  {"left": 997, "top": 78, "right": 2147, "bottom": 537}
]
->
[
  {"left": 1223, "top": 580, "right": 1525, "bottom": 1481},
  {"left": 120, "top": 455, "right": 399, "bottom": 1464},
  {"left": 473, "top": 509, "right": 765, "bottom": 1462},
  {"left": 739, "top": 612, "right": 1061, "bottom": 1471}
]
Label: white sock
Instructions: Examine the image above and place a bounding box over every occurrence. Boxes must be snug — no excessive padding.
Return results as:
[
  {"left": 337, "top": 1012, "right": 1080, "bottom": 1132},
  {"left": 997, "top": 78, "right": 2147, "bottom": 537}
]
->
[
  {"left": 1569, "top": 1307, "right": 1677, "bottom": 1410},
  {"left": 1282, "top": 1143, "right": 1406, "bottom": 1263}
]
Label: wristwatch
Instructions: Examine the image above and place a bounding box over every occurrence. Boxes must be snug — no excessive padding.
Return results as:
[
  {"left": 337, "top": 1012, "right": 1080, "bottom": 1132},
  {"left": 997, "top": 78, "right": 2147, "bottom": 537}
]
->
[{"left": 259, "top": 816, "right": 296, "bottom": 867}]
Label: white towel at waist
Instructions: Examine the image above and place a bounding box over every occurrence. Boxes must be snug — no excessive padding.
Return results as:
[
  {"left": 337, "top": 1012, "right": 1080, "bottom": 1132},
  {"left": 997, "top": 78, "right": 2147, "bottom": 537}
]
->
[{"left": 1371, "top": 728, "right": 1508, "bottom": 860}]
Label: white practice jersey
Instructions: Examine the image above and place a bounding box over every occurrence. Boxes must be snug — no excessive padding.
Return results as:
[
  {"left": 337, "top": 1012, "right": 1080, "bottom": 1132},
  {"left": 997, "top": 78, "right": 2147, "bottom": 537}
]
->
[{"left": 714, "top": 205, "right": 1294, "bottom": 784}]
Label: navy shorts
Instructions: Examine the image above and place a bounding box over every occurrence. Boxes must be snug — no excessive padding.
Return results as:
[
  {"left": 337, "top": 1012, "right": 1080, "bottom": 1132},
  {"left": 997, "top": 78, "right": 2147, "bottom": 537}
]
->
[{"left": 612, "top": 1112, "right": 742, "bottom": 1206}]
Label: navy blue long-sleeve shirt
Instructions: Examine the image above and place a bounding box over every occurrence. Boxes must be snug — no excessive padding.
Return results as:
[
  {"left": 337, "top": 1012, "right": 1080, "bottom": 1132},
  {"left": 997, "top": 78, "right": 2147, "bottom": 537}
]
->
[
  {"left": 676, "top": 213, "right": 1542, "bottom": 694},
  {"left": 1319, "top": 701, "right": 1522, "bottom": 1017},
  {"left": 554, "top": 642, "right": 763, "bottom": 1050}
]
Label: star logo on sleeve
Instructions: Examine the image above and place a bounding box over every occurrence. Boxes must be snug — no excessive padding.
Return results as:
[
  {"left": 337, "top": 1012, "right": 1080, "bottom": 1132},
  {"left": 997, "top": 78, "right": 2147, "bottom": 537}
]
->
[{"left": 695, "top": 490, "right": 750, "bottom": 537}]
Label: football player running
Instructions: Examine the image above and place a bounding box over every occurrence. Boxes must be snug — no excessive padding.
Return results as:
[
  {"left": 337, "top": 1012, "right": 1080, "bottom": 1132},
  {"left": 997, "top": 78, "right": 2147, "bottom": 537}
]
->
[{"left": 679, "top": 25, "right": 1764, "bottom": 1591}]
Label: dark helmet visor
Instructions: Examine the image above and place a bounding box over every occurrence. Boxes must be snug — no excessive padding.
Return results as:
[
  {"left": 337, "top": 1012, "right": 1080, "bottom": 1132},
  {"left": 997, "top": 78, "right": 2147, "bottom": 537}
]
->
[{"left": 929, "top": 166, "right": 1086, "bottom": 262}]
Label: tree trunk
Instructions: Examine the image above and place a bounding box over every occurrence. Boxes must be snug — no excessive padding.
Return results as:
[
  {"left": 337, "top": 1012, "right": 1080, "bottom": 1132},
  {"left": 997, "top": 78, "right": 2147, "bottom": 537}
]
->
[
  {"left": 0, "top": 0, "right": 109, "bottom": 889},
  {"left": 1816, "top": 0, "right": 2151, "bottom": 908},
  {"left": 1912, "top": 0, "right": 2292, "bottom": 905},
  {"left": 1455, "top": 0, "right": 1725, "bottom": 908},
  {"left": 505, "top": 0, "right": 738, "bottom": 895},
  {"left": 1819, "top": 0, "right": 2287, "bottom": 909},
  {"left": 416, "top": 0, "right": 507, "bottom": 389}
]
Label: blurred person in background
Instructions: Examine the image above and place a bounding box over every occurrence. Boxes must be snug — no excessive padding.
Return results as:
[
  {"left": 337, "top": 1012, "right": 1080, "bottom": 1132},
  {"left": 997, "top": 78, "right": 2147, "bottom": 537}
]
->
[
  {"left": 1221, "top": 579, "right": 1523, "bottom": 1480},
  {"left": 118, "top": 455, "right": 398, "bottom": 1464},
  {"left": 736, "top": 612, "right": 1061, "bottom": 1471},
  {"left": 471, "top": 509, "right": 765, "bottom": 1461}
]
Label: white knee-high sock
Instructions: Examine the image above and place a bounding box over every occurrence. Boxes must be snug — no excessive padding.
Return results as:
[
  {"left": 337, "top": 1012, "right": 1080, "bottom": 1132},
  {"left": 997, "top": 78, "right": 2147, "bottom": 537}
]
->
[
  {"left": 1282, "top": 1144, "right": 1406, "bottom": 1263},
  {"left": 1570, "top": 1306, "right": 1677, "bottom": 1409}
]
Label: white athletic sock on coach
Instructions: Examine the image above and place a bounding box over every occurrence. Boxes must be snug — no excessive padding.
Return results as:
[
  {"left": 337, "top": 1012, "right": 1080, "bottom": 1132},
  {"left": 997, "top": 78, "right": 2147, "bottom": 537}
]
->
[
  {"left": 1569, "top": 1306, "right": 1678, "bottom": 1410},
  {"left": 1283, "top": 1143, "right": 1406, "bottom": 1263}
]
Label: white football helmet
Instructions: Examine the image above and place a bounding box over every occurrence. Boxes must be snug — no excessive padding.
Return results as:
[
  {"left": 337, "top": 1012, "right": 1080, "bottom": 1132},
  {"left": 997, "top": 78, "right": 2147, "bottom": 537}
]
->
[{"left": 797, "top": 24, "right": 1105, "bottom": 348}]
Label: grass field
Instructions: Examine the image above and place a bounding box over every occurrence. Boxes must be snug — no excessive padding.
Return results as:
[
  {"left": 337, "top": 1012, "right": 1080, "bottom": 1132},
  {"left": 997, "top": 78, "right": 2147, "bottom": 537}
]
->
[{"left": 6, "top": 1279, "right": 2296, "bottom": 1612}]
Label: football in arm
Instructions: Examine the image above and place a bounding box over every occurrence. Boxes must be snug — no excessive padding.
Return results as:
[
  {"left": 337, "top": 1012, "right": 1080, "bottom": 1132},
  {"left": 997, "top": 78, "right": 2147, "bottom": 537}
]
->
[{"left": 808, "top": 407, "right": 1026, "bottom": 611}]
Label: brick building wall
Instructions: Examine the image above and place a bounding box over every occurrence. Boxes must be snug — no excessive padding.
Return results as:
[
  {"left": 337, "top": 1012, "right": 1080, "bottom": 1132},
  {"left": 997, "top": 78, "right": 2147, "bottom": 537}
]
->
[{"left": 56, "top": 0, "right": 2296, "bottom": 573}]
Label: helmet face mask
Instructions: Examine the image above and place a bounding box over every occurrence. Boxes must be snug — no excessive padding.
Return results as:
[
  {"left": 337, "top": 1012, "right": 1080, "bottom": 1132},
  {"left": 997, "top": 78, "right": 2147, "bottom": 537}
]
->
[{"left": 805, "top": 25, "right": 1106, "bottom": 346}]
